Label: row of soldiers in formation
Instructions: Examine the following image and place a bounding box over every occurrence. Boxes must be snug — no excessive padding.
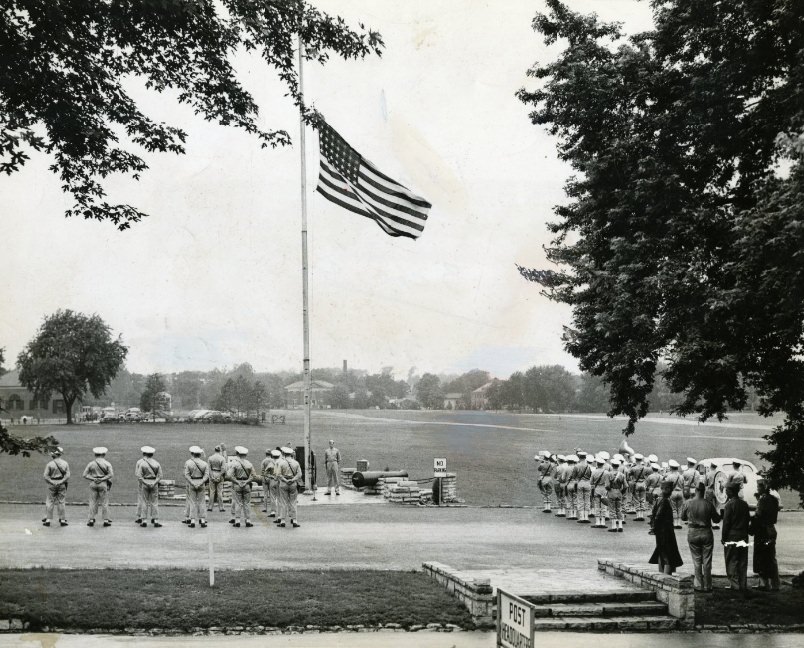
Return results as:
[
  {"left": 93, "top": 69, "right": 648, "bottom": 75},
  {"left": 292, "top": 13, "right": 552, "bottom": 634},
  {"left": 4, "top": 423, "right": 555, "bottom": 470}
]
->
[
  {"left": 41, "top": 440, "right": 344, "bottom": 529},
  {"left": 534, "top": 450, "right": 742, "bottom": 532}
]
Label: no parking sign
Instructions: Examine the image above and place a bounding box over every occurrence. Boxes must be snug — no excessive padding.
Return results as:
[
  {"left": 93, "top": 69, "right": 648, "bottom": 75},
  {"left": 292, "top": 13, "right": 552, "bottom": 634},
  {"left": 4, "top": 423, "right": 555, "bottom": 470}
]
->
[{"left": 434, "top": 457, "right": 447, "bottom": 477}]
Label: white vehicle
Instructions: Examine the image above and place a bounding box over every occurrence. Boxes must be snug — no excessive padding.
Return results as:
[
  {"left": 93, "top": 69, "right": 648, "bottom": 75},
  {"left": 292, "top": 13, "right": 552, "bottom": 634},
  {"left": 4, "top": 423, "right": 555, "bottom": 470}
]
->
[{"left": 695, "top": 457, "right": 760, "bottom": 511}]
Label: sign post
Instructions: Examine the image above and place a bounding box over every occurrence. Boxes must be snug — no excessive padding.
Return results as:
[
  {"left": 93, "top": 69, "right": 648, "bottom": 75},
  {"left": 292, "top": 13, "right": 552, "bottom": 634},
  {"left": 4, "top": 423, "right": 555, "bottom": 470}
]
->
[
  {"left": 497, "top": 589, "right": 534, "bottom": 648},
  {"left": 434, "top": 457, "right": 446, "bottom": 506}
]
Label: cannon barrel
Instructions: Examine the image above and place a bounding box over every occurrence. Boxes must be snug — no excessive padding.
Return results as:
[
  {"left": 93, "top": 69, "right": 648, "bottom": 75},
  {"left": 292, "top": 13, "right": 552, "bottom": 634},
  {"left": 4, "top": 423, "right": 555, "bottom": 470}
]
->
[{"left": 351, "top": 470, "right": 408, "bottom": 488}]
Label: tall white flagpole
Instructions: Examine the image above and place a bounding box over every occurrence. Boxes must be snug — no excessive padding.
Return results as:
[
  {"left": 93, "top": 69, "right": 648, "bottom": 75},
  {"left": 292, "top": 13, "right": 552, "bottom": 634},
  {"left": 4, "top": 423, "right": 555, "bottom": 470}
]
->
[{"left": 298, "top": 31, "right": 313, "bottom": 494}]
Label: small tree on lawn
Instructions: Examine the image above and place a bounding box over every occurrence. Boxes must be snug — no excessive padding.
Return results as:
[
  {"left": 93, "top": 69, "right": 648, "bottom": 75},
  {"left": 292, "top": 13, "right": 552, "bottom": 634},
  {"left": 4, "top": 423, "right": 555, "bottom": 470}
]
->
[{"left": 17, "top": 310, "right": 128, "bottom": 424}]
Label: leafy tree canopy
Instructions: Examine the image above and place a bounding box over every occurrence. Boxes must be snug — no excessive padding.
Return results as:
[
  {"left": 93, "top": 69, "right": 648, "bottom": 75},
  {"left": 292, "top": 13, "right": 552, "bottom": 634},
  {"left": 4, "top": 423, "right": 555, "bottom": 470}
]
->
[
  {"left": 17, "top": 310, "right": 128, "bottom": 424},
  {"left": 518, "top": 0, "right": 804, "bottom": 497},
  {"left": 139, "top": 372, "right": 166, "bottom": 413},
  {"left": 1, "top": 0, "right": 382, "bottom": 228}
]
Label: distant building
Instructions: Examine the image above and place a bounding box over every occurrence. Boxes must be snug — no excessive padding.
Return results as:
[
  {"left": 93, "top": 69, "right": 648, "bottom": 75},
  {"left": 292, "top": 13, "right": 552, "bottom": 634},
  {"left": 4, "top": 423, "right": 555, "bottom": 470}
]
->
[
  {"left": 471, "top": 380, "right": 498, "bottom": 410},
  {"left": 283, "top": 380, "right": 335, "bottom": 409},
  {"left": 154, "top": 391, "right": 172, "bottom": 412},
  {"left": 443, "top": 392, "right": 464, "bottom": 410},
  {"left": 0, "top": 370, "right": 69, "bottom": 420}
]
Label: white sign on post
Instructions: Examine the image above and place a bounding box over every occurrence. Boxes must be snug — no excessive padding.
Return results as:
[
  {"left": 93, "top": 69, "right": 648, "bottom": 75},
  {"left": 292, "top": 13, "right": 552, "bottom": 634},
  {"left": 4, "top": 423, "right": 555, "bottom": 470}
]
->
[
  {"left": 433, "top": 457, "right": 447, "bottom": 477},
  {"left": 497, "top": 589, "right": 534, "bottom": 648}
]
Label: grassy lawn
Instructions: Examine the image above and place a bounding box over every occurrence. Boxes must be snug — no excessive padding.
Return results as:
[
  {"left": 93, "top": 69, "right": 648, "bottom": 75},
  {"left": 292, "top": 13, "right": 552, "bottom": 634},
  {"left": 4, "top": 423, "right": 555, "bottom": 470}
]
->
[
  {"left": 0, "top": 569, "right": 474, "bottom": 630},
  {"left": 0, "top": 410, "right": 776, "bottom": 507},
  {"left": 695, "top": 584, "right": 804, "bottom": 626}
]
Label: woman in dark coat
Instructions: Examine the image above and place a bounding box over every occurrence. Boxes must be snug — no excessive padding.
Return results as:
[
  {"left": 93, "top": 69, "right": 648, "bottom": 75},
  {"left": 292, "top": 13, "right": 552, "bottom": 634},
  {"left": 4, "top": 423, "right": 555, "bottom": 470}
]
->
[
  {"left": 649, "top": 480, "right": 684, "bottom": 574},
  {"left": 751, "top": 479, "right": 780, "bottom": 591}
]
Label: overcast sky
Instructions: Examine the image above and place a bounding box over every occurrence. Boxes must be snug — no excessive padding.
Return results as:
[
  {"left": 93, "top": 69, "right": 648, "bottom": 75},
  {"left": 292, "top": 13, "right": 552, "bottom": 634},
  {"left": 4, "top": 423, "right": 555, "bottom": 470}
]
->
[{"left": 3, "top": 1, "right": 653, "bottom": 379}]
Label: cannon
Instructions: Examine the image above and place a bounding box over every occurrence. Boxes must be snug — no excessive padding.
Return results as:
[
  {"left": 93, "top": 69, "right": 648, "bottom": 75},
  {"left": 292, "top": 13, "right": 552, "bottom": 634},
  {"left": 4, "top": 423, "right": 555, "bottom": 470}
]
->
[{"left": 351, "top": 470, "right": 408, "bottom": 488}]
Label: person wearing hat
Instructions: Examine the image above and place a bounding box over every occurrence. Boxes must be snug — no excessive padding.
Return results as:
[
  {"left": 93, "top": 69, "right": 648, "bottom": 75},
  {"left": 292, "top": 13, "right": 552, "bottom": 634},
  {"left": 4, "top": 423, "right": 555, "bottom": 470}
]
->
[
  {"left": 43, "top": 447, "right": 70, "bottom": 527},
  {"left": 564, "top": 455, "right": 578, "bottom": 519},
  {"left": 206, "top": 445, "right": 227, "bottom": 513},
  {"left": 606, "top": 458, "right": 627, "bottom": 532},
  {"left": 665, "top": 460, "right": 684, "bottom": 529},
  {"left": 722, "top": 482, "right": 750, "bottom": 591},
  {"left": 645, "top": 463, "right": 663, "bottom": 533},
  {"left": 183, "top": 446, "right": 210, "bottom": 528},
  {"left": 277, "top": 447, "right": 302, "bottom": 528},
  {"left": 82, "top": 447, "right": 114, "bottom": 527},
  {"left": 629, "top": 454, "right": 648, "bottom": 521},
  {"left": 649, "top": 480, "right": 684, "bottom": 575},
  {"left": 264, "top": 449, "right": 282, "bottom": 518},
  {"left": 590, "top": 456, "right": 609, "bottom": 528},
  {"left": 324, "top": 439, "right": 342, "bottom": 496},
  {"left": 135, "top": 446, "right": 163, "bottom": 528},
  {"left": 553, "top": 455, "right": 568, "bottom": 517},
  {"left": 574, "top": 451, "right": 592, "bottom": 524},
  {"left": 750, "top": 479, "right": 780, "bottom": 591},
  {"left": 535, "top": 451, "right": 555, "bottom": 513},
  {"left": 703, "top": 460, "right": 721, "bottom": 529},
  {"left": 260, "top": 448, "right": 276, "bottom": 513},
  {"left": 727, "top": 459, "right": 746, "bottom": 496},
  {"left": 681, "top": 458, "right": 700, "bottom": 510},
  {"left": 226, "top": 446, "right": 256, "bottom": 527},
  {"left": 681, "top": 481, "right": 720, "bottom": 592}
]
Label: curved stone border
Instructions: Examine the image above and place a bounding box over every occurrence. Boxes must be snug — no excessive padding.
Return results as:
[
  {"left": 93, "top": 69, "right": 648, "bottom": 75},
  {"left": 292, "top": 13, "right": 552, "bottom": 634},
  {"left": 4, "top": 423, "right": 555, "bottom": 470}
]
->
[{"left": 695, "top": 624, "right": 804, "bottom": 633}]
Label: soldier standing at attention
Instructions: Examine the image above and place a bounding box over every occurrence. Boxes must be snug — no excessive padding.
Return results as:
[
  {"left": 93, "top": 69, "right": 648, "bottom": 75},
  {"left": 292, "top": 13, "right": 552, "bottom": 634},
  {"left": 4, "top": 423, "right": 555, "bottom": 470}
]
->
[
  {"left": 43, "top": 447, "right": 70, "bottom": 527},
  {"left": 83, "top": 447, "right": 114, "bottom": 527},
  {"left": 135, "top": 446, "right": 163, "bottom": 528},
  {"left": 590, "top": 456, "right": 608, "bottom": 528},
  {"left": 728, "top": 460, "right": 747, "bottom": 498},
  {"left": 183, "top": 446, "right": 209, "bottom": 528},
  {"left": 629, "top": 454, "right": 648, "bottom": 521},
  {"left": 705, "top": 460, "right": 721, "bottom": 529},
  {"left": 267, "top": 449, "right": 282, "bottom": 518},
  {"left": 565, "top": 455, "right": 579, "bottom": 520},
  {"left": 535, "top": 450, "right": 554, "bottom": 512},
  {"left": 682, "top": 457, "right": 700, "bottom": 518},
  {"left": 260, "top": 448, "right": 275, "bottom": 513},
  {"left": 606, "top": 457, "right": 627, "bottom": 532},
  {"left": 666, "top": 459, "right": 684, "bottom": 529},
  {"left": 575, "top": 450, "right": 592, "bottom": 524},
  {"left": 554, "top": 455, "right": 567, "bottom": 517},
  {"left": 645, "top": 463, "right": 663, "bottom": 533},
  {"left": 324, "top": 439, "right": 342, "bottom": 495},
  {"left": 278, "top": 446, "right": 302, "bottom": 528},
  {"left": 227, "top": 446, "right": 256, "bottom": 527},
  {"left": 207, "top": 445, "right": 226, "bottom": 513}
]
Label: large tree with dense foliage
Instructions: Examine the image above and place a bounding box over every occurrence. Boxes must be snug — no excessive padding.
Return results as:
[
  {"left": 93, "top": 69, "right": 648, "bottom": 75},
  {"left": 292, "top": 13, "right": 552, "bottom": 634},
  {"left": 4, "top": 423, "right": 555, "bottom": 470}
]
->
[
  {"left": 18, "top": 310, "right": 128, "bottom": 424},
  {"left": 1, "top": 0, "right": 382, "bottom": 228},
  {"left": 518, "top": 0, "right": 804, "bottom": 499},
  {"left": 139, "top": 372, "right": 166, "bottom": 417}
]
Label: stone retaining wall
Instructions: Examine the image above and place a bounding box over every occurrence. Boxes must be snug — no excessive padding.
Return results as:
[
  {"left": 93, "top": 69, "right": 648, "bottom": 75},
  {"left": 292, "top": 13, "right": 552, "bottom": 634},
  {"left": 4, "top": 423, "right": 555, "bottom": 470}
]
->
[
  {"left": 597, "top": 559, "right": 694, "bottom": 628},
  {"left": 422, "top": 562, "right": 494, "bottom": 628}
]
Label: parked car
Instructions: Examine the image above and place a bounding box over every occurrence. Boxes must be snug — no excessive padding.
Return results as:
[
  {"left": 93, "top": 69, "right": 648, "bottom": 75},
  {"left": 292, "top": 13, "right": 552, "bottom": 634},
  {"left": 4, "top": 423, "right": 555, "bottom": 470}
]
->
[
  {"left": 695, "top": 457, "right": 760, "bottom": 511},
  {"left": 124, "top": 407, "right": 144, "bottom": 422}
]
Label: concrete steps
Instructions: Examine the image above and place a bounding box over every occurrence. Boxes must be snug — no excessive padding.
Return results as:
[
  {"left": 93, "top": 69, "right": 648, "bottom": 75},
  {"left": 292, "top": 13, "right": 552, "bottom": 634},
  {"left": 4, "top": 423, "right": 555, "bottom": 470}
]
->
[{"left": 519, "top": 590, "right": 680, "bottom": 632}]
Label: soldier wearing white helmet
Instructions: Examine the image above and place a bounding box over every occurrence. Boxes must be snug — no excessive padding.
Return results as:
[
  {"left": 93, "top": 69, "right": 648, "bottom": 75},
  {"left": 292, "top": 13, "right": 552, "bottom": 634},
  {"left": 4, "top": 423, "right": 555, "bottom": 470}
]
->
[
  {"left": 83, "top": 447, "right": 113, "bottom": 527},
  {"left": 666, "top": 459, "right": 684, "bottom": 528},
  {"left": 565, "top": 455, "right": 579, "bottom": 519},
  {"left": 43, "top": 447, "right": 70, "bottom": 527},
  {"left": 704, "top": 459, "right": 720, "bottom": 530},
  {"left": 183, "top": 446, "right": 209, "bottom": 528},
  {"left": 277, "top": 447, "right": 302, "bottom": 528},
  {"left": 590, "top": 456, "right": 609, "bottom": 529},
  {"left": 535, "top": 451, "right": 555, "bottom": 513},
  {"left": 575, "top": 451, "right": 593, "bottom": 524},
  {"left": 629, "top": 453, "right": 648, "bottom": 521},
  {"left": 554, "top": 455, "right": 568, "bottom": 517},
  {"left": 606, "top": 457, "right": 627, "bottom": 532},
  {"left": 681, "top": 457, "right": 700, "bottom": 518},
  {"left": 135, "top": 446, "right": 162, "bottom": 528},
  {"left": 645, "top": 462, "right": 663, "bottom": 533},
  {"left": 227, "top": 446, "right": 256, "bottom": 528}
]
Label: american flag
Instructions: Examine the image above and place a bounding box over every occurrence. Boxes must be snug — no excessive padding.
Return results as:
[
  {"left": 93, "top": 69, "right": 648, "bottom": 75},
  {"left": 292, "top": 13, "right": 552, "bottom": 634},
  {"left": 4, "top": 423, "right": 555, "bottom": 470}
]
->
[{"left": 316, "top": 121, "right": 431, "bottom": 239}]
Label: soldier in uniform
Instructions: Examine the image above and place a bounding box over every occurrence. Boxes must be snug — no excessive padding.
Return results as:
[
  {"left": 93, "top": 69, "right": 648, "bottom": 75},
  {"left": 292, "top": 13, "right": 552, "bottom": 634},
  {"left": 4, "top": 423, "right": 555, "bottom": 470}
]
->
[
  {"left": 606, "top": 457, "right": 627, "bottom": 532},
  {"left": 666, "top": 459, "right": 684, "bottom": 529},
  {"left": 83, "top": 447, "right": 114, "bottom": 527},
  {"left": 135, "top": 446, "right": 163, "bottom": 527},
  {"left": 207, "top": 445, "right": 227, "bottom": 513},
  {"left": 554, "top": 455, "right": 567, "bottom": 517},
  {"left": 629, "top": 453, "right": 648, "bottom": 521},
  {"left": 43, "top": 447, "right": 69, "bottom": 527},
  {"left": 681, "top": 457, "right": 700, "bottom": 522},
  {"left": 728, "top": 459, "right": 746, "bottom": 497},
  {"left": 575, "top": 450, "right": 592, "bottom": 524},
  {"left": 645, "top": 462, "right": 663, "bottom": 533},
  {"left": 590, "top": 456, "right": 608, "bottom": 528},
  {"left": 704, "top": 460, "right": 720, "bottom": 529},
  {"left": 277, "top": 446, "right": 302, "bottom": 528},
  {"left": 260, "top": 448, "right": 275, "bottom": 513},
  {"left": 565, "top": 454, "right": 578, "bottom": 519},
  {"left": 227, "top": 446, "right": 256, "bottom": 527},
  {"left": 183, "top": 445, "right": 209, "bottom": 528},
  {"left": 535, "top": 450, "right": 555, "bottom": 512},
  {"left": 324, "top": 439, "right": 342, "bottom": 495},
  {"left": 267, "top": 449, "right": 281, "bottom": 518}
]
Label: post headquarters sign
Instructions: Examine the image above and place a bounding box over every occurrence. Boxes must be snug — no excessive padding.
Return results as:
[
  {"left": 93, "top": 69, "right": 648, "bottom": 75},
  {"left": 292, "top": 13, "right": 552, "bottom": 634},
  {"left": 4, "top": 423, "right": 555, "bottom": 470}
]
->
[{"left": 497, "top": 589, "right": 534, "bottom": 648}]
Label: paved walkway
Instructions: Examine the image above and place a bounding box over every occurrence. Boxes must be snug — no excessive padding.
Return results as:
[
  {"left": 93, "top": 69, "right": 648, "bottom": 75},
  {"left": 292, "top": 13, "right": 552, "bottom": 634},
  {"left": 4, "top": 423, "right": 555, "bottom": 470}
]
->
[{"left": 4, "top": 631, "right": 804, "bottom": 648}]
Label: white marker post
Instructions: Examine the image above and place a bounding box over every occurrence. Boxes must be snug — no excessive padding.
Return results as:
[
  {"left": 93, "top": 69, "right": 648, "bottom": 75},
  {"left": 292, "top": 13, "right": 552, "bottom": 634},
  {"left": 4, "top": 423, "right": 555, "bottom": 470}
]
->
[
  {"left": 208, "top": 533, "right": 215, "bottom": 587},
  {"left": 434, "top": 457, "right": 447, "bottom": 506}
]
